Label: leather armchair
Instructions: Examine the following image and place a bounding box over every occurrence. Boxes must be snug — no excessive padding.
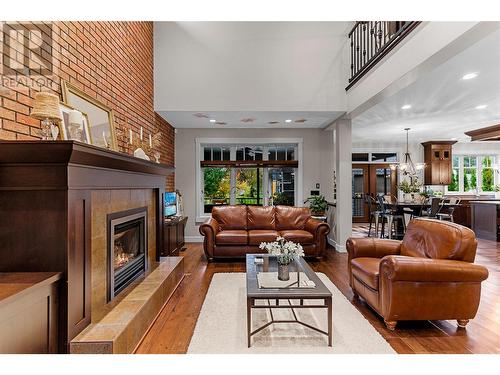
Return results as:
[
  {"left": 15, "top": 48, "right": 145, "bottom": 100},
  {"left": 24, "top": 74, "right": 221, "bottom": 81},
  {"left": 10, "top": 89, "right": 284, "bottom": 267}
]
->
[{"left": 347, "top": 219, "right": 489, "bottom": 330}]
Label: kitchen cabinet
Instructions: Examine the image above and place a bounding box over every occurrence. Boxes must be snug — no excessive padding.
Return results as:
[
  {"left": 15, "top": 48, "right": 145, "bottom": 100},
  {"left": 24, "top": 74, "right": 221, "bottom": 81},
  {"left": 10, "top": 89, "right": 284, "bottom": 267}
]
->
[{"left": 421, "top": 141, "right": 457, "bottom": 185}]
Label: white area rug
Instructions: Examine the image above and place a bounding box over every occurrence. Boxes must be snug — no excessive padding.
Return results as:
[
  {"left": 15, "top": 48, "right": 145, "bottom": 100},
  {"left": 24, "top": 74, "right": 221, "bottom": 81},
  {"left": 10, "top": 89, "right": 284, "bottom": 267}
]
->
[{"left": 188, "top": 273, "right": 395, "bottom": 354}]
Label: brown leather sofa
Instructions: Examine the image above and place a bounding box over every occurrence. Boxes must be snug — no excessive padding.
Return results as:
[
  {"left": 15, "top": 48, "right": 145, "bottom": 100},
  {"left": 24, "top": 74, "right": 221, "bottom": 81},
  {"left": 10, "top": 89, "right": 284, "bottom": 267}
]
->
[
  {"left": 199, "top": 205, "right": 330, "bottom": 260},
  {"left": 346, "top": 218, "right": 488, "bottom": 330}
]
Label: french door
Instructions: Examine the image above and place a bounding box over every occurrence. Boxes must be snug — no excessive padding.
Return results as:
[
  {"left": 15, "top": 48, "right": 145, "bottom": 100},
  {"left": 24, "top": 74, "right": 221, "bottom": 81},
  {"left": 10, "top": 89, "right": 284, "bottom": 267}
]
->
[{"left": 352, "top": 163, "right": 397, "bottom": 223}]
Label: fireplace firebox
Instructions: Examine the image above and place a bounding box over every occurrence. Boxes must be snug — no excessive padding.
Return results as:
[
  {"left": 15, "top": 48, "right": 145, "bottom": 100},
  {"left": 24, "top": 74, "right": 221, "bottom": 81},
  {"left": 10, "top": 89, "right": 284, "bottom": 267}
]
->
[{"left": 107, "top": 207, "right": 148, "bottom": 301}]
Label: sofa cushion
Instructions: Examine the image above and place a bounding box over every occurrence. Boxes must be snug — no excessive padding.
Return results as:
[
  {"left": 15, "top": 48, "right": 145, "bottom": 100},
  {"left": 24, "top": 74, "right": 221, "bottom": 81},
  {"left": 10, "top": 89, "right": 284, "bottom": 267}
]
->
[
  {"left": 215, "top": 230, "right": 248, "bottom": 245},
  {"left": 212, "top": 205, "right": 247, "bottom": 230},
  {"left": 279, "top": 230, "right": 314, "bottom": 244},
  {"left": 275, "top": 206, "right": 311, "bottom": 230},
  {"left": 248, "top": 230, "right": 280, "bottom": 245},
  {"left": 351, "top": 257, "right": 380, "bottom": 290},
  {"left": 247, "top": 206, "right": 275, "bottom": 230}
]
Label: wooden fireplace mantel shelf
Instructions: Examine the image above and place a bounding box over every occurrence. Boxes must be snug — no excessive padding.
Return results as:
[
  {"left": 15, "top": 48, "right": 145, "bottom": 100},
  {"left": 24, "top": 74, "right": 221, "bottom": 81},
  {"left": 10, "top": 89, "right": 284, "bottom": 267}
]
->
[{"left": 0, "top": 140, "right": 174, "bottom": 190}]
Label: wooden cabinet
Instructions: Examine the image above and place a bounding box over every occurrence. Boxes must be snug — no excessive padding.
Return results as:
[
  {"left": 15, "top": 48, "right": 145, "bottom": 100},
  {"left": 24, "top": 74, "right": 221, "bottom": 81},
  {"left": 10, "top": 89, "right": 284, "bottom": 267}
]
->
[
  {"left": 0, "top": 273, "right": 61, "bottom": 353},
  {"left": 162, "top": 216, "right": 188, "bottom": 256},
  {"left": 422, "top": 141, "right": 456, "bottom": 185}
]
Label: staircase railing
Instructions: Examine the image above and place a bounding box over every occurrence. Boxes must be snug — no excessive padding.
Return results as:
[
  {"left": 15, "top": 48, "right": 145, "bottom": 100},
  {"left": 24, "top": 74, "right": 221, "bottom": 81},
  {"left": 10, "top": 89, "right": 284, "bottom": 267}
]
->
[{"left": 346, "top": 21, "right": 421, "bottom": 90}]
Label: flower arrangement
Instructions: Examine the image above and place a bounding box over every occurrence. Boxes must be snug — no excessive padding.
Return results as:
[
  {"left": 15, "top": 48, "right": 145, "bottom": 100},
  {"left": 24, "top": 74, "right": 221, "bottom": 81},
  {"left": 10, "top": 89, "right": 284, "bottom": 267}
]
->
[
  {"left": 259, "top": 236, "right": 304, "bottom": 265},
  {"left": 398, "top": 179, "right": 421, "bottom": 194}
]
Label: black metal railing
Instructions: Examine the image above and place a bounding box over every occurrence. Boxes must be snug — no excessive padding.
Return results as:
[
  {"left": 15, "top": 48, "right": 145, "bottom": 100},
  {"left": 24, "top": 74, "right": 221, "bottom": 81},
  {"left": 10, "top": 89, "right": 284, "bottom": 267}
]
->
[{"left": 347, "top": 21, "right": 421, "bottom": 90}]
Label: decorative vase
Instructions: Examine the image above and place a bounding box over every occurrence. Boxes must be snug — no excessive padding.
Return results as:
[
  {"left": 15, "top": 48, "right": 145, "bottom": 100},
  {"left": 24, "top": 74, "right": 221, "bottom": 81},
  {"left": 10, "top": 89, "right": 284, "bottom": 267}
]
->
[{"left": 278, "top": 262, "right": 290, "bottom": 281}]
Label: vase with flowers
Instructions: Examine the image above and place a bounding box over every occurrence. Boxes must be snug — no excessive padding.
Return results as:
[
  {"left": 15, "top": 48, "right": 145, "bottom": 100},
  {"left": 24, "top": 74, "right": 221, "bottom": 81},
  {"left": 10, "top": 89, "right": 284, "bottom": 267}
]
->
[
  {"left": 398, "top": 179, "right": 422, "bottom": 203},
  {"left": 259, "top": 236, "right": 304, "bottom": 281}
]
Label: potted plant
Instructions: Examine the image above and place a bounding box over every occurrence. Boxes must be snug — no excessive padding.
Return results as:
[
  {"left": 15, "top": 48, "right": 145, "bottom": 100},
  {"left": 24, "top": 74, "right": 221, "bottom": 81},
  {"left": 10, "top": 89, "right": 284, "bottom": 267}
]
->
[
  {"left": 398, "top": 179, "right": 422, "bottom": 202},
  {"left": 305, "top": 195, "right": 328, "bottom": 215},
  {"left": 259, "top": 236, "right": 304, "bottom": 280}
]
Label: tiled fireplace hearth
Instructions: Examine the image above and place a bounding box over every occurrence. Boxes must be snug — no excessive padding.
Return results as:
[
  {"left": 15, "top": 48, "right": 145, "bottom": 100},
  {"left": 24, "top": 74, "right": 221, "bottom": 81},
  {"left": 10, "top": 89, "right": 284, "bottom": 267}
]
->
[{"left": 0, "top": 141, "right": 183, "bottom": 353}]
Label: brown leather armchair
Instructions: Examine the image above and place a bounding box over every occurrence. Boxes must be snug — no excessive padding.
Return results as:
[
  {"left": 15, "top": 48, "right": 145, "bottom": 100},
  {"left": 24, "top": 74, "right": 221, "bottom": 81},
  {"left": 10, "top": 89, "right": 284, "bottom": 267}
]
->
[
  {"left": 200, "top": 205, "right": 330, "bottom": 260},
  {"left": 346, "top": 218, "right": 489, "bottom": 330}
]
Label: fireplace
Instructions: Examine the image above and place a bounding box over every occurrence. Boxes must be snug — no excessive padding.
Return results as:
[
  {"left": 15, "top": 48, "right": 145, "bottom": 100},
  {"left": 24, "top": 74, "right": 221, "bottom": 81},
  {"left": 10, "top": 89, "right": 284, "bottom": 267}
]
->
[{"left": 107, "top": 207, "right": 148, "bottom": 301}]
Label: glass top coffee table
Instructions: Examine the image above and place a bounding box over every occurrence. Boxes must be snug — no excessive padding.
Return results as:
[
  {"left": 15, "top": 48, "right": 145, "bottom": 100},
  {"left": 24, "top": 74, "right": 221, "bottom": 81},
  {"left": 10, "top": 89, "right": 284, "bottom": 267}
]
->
[{"left": 246, "top": 254, "right": 333, "bottom": 347}]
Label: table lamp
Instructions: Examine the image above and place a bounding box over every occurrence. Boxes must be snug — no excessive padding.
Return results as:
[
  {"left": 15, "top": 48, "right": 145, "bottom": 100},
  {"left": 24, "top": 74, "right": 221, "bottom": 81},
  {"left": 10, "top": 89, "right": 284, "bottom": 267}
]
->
[{"left": 30, "top": 92, "right": 63, "bottom": 140}]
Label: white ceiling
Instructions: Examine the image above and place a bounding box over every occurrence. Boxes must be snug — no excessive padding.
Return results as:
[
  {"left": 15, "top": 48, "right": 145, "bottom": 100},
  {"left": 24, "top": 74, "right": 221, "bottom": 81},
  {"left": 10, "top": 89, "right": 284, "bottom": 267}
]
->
[
  {"left": 352, "top": 28, "right": 500, "bottom": 143},
  {"left": 158, "top": 111, "right": 345, "bottom": 129}
]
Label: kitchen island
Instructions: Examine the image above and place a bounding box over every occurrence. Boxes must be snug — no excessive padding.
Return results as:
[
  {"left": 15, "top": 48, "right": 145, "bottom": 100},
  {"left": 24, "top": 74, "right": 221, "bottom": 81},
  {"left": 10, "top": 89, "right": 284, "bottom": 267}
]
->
[{"left": 470, "top": 200, "right": 500, "bottom": 241}]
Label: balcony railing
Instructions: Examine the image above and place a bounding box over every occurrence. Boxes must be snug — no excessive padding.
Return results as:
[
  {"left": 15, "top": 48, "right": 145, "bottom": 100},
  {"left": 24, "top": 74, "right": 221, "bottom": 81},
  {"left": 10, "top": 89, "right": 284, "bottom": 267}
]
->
[{"left": 346, "top": 21, "right": 421, "bottom": 90}]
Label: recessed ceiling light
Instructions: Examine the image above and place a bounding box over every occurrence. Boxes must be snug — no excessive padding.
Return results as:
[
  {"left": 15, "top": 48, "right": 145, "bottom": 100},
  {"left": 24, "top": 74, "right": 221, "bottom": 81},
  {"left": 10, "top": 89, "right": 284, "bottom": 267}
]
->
[
  {"left": 401, "top": 104, "right": 411, "bottom": 110},
  {"left": 462, "top": 72, "right": 478, "bottom": 80},
  {"left": 285, "top": 119, "right": 292, "bottom": 123},
  {"left": 209, "top": 119, "right": 216, "bottom": 123},
  {"left": 475, "top": 105, "right": 487, "bottom": 110}
]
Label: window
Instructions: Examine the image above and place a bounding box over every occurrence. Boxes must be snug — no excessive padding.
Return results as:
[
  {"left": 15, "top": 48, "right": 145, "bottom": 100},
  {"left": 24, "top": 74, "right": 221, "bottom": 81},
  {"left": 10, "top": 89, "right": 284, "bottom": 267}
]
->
[
  {"left": 371, "top": 153, "right": 397, "bottom": 162},
  {"left": 352, "top": 151, "right": 398, "bottom": 163},
  {"left": 448, "top": 156, "right": 459, "bottom": 192},
  {"left": 198, "top": 141, "right": 301, "bottom": 218},
  {"left": 482, "top": 156, "right": 495, "bottom": 192},
  {"left": 463, "top": 156, "right": 477, "bottom": 192},
  {"left": 447, "top": 155, "right": 497, "bottom": 193},
  {"left": 203, "top": 167, "right": 230, "bottom": 213}
]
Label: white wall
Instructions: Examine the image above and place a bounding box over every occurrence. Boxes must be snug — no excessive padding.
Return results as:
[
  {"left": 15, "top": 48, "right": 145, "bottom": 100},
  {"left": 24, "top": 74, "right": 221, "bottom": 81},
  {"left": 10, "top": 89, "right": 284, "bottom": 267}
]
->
[
  {"left": 175, "top": 128, "right": 334, "bottom": 238},
  {"left": 154, "top": 22, "right": 349, "bottom": 112}
]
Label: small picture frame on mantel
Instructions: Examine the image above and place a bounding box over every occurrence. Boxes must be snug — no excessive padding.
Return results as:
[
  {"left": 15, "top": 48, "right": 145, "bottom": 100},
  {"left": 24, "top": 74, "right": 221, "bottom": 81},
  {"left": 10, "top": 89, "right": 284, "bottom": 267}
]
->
[{"left": 59, "top": 102, "right": 91, "bottom": 144}]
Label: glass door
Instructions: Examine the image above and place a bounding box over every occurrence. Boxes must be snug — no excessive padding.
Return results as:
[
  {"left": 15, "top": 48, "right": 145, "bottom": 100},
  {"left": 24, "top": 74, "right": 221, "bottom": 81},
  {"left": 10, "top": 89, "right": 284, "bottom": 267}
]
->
[
  {"left": 268, "top": 167, "right": 296, "bottom": 206},
  {"left": 369, "top": 164, "right": 397, "bottom": 203},
  {"left": 352, "top": 163, "right": 397, "bottom": 222},
  {"left": 352, "top": 165, "right": 369, "bottom": 222}
]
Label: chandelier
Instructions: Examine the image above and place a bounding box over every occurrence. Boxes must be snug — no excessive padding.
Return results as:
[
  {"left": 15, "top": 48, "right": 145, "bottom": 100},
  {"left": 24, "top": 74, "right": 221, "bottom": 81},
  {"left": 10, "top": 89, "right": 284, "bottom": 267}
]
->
[{"left": 389, "top": 128, "right": 425, "bottom": 177}]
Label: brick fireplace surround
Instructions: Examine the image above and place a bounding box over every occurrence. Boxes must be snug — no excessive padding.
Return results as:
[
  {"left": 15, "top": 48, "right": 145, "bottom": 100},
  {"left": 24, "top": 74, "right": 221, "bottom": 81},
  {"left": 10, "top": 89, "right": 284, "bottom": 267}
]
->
[{"left": 0, "top": 21, "right": 175, "bottom": 190}]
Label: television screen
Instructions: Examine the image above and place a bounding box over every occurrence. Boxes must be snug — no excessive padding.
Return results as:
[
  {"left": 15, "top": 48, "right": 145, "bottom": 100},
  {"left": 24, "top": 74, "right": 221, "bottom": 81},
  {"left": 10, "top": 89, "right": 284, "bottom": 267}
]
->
[
  {"left": 164, "top": 204, "right": 177, "bottom": 217},
  {"left": 165, "top": 192, "right": 177, "bottom": 206}
]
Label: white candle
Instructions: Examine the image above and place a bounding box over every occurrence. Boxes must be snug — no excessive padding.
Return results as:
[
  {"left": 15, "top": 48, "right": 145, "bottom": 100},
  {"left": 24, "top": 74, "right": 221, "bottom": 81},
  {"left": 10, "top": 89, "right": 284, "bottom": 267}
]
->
[
  {"left": 102, "top": 131, "right": 108, "bottom": 148},
  {"left": 149, "top": 134, "right": 152, "bottom": 148},
  {"left": 129, "top": 129, "right": 133, "bottom": 144},
  {"left": 140, "top": 127, "right": 143, "bottom": 141}
]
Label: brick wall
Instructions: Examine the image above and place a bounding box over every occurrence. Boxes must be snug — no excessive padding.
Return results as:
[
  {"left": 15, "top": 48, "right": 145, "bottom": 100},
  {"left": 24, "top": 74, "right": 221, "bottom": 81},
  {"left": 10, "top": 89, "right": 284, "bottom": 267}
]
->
[{"left": 0, "top": 21, "right": 175, "bottom": 190}]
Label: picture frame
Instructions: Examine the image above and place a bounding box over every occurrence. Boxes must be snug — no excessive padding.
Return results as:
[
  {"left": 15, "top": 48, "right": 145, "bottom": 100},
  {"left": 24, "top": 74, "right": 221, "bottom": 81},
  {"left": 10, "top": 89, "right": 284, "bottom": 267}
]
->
[
  {"left": 59, "top": 102, "right": 92, "bottom": 144},
  {"left": 61, "top": 80, "right": 118, "bottom": 150}
]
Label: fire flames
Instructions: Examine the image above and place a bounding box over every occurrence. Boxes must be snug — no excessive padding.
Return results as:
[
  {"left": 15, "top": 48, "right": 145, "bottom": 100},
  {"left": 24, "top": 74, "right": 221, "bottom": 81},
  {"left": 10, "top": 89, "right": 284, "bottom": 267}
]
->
[{"left": 114, "top": 246, "right": 135, "bottom": 269}]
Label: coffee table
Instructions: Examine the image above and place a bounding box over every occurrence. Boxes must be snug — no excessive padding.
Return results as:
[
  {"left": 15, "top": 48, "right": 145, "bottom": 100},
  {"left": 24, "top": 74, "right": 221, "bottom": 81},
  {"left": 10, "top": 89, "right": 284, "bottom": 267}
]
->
[{"left": 245, "top": 254, "right": 333, "bottom": 347}]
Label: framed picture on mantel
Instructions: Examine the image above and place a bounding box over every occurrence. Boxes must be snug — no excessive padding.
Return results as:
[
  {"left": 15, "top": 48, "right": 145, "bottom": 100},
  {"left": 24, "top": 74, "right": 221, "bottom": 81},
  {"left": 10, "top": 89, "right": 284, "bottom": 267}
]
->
[{"left": 61, "top": 80, "right": 118, "bottom": 151}]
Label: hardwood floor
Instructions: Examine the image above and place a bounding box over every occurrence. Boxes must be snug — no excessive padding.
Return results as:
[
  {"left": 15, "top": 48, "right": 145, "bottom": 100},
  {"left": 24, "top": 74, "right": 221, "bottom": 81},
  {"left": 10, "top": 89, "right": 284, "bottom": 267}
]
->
[{"left": 136, "top": 231, "right": 500, "bottom": 354}]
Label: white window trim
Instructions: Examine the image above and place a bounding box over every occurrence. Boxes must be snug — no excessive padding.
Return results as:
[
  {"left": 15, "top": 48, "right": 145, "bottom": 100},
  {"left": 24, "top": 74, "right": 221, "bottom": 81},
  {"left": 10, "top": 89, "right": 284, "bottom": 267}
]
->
[
  {"left": 446, "top": 154, "right": 497, "bottom": 195},
  {"left": 195, "top": 138, "right": 304, "bottom": 223}
]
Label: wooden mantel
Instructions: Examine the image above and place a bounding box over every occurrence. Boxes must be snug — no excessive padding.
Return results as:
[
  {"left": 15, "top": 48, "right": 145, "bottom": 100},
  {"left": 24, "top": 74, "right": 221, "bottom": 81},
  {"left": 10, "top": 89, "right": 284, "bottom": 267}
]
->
[
  {"left": 0, "top": 141, "right": 174, "bottom": 352},
  {"left": 464, "top": 124, "right": 500, "bottom": 141}
]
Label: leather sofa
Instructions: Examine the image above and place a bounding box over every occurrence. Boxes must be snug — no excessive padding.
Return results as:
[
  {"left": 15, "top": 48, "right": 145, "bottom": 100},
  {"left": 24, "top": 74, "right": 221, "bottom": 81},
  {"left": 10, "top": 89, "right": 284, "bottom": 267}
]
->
[
  {"left": 346, "top": 218, "right": 489, "bottom": 330},
  {"left": 199, "top": 205, "right": 330, "bottom": 260}
]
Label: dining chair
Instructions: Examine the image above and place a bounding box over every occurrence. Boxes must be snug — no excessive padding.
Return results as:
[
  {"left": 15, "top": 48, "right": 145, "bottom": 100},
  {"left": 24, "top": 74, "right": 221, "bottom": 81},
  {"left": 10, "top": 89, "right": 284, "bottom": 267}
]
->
[
  {"left": 437, "top": 197, "right": 461, "bottom": 222},
  {"left": 377, "top": 194, "right": 405, "bottom": 239},
  {"left": 366, "top": 195, "right": 382, "bottom": 237},
  {"left": 422, "top": 197, "right": 442, "bottom": 218}
]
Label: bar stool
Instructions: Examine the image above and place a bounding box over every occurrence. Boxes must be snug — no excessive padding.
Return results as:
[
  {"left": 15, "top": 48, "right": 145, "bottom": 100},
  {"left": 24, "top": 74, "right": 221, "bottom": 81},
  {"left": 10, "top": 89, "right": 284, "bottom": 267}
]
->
[
  {"left": 366, "top": 195, "right": 382, "bottom": 237},
  {"left": 377, "top": 195, "right": 406, "bottom": 239}
]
